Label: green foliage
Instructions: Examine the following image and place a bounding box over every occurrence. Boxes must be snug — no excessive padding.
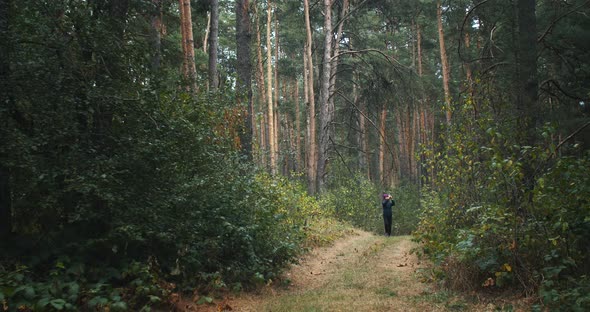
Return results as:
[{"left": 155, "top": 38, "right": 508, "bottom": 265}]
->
[
  {"left": 389, "top": 184, "right": 422, "bottom": 235},
  {"left": 0, "top": 1, "right": 317, "bottom": 310},
  {"left": 302, "top": 216, "right": 356, "bottom": 249},
  {"left": 530, "top": 154, "right": 590, "bottom": 311},
  {"left": 0, "top": 261, "right": 157, "bottom": 312},
  {"left": 414, "top": 98, "right": 590, "bottom": 308},
  {"left": 320, "top": 171, "right": 422, "bottom": 235},
  {"left": 320, "top": 173, "right": 381, "bottom": 232}
]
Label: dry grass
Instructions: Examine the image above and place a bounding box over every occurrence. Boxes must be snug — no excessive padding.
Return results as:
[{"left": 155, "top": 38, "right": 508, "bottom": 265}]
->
[
  {"left": 183, "top": 231, "right": 533, "bottom": 312},
  {"left": 222, "top": 233, "right": 447, "bottom": 312}
]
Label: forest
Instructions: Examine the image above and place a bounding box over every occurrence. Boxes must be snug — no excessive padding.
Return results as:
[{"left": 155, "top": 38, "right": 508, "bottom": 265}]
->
[{"left": 1, "top": 0, "right": 589, "bottom": 311}]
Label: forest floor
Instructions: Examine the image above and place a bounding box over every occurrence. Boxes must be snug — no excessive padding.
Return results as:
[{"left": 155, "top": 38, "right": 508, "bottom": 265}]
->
[{"left": 177, "top": 230, "right": 532, "bottom": 312}]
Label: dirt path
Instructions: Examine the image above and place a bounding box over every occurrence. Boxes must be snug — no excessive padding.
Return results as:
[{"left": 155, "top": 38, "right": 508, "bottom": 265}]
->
[
  {"left": 189, "top": 230, "right": 524, "bottom": 312},
  {"left": 206, "top": 231, "right": 446, "bottom": 311}
]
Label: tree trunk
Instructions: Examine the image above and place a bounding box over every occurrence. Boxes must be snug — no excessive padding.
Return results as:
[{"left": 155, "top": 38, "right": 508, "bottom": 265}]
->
[
  {"left": 361, "top": 102, "right": 370, "bottom": 180},
  {"left": 150, "top": 0, "right": 162, "bottom": 73},
  {"left": 464, "top": 31, "right": 473, "bottom": 95},
  {"left": 274, "top": 13, "right": 280, "bottom": 170},
  {"left": 328, "top": 0, "right": 349, "bottom": 120},
  {"left": 260, "top": 112, "right": 267, "bottom": 166},
  {"left": 379, "top": 103, "right": 386, "bottom": 186},
  {"left": 417, "top": 22, "right": 423, "bottom": 77},
  {"left": 179, "top": 0, "right": 188, "bottom": 78},
  {"left": 317, "top": 0, "right": 334, "bottom": 193},
  {"left": 397, "top": 107, "right": 408, "bottom": 181},
  {"left": 295, "top": 78, "right": 302, "bottom": 172},
  {"left": 266, "top": 1, "right": 277, "bottom": 175},
  {"left": 208, "top": 0, "right": 219, "bottom": 91},
  {"left": 203, "top": 11, "right": 210, "bottom": 54},
  {"left": 395, "top": 110, "right": 404, "bottom": 185},
  {"left": 236, "top": 0, "right": 253, "bottom": 159},
  {"left": 416, "top": 20, "right": 426, "bottom": 185},
  {"left": 437, "top": 0, "right": 451, "bottom": 125},
  {"left": 255, "top": 2, "right": 267, "bottom": 167},
  {"left": 303, "top": 0, "right": 317, "bottom": 194},
  {"left": 304, "top": 56, "right": 310, "bottom": 174},
  {"left": 183, "top": 0, "right": 196, "bottom": 85},
  {"left": 410, "top": 108, "right": 419, "bottom": 183},
  {"left": 355, "top": 76, "right": 367, "bottom": 177},
  {"left": 179, "top": 0, "right": 197, "bottom": 91}
]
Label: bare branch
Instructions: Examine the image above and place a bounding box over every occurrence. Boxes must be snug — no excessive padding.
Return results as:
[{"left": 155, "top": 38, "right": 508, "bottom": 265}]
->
[
  {"left": 458, "top": 0, "right": 493, "bottom": 63},
  {"left": 538, "top": 0, "right": 590, "bottom": 43},
  {"left": 552, "top": 120, "right": 590, "bottom": 158},
  {"left": 334, "top": 89, "right": 396, "bottom": 160}
]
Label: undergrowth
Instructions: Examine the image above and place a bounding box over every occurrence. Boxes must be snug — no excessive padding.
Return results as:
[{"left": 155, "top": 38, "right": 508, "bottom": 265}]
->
[{"left": 413, "top": 106, "right": 590, "bottom": 311}]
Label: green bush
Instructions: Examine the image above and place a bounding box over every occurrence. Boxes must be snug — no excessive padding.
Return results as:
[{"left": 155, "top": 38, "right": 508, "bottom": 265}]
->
[
  {"left": 414, "top": 101, "right": 590, "bottom": 309},
  {"left": 0, "top": 1, "right": 316, "bottom": 310},
  {"left": 1, "top": 78, "right": 313, "bottom": 310},
  {"left": 320, "top": 173, "right": 381, "bottom": 232},
  {"left": 320, "top": 172, "right": 421, "bottom": 235},
  {"left": 0, "top": 89, "right": 314, "bottom": 308}
]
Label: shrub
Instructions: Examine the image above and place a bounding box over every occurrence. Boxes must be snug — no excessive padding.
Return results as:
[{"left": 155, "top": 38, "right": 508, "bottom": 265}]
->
[
  {"left": 414, "top": 106, "right": 590, "bottom": 310},
  {"left": 320, "top": 171, "right": 422, "bottom": 235},
  {"left": 0, "top": 89, "right": 315, "bottom": 309}
]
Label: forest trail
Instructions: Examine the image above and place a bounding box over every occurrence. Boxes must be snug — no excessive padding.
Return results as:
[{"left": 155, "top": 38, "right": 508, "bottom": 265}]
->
[{"left": 185, "top": 230, "right": 518, "bottom": 312}]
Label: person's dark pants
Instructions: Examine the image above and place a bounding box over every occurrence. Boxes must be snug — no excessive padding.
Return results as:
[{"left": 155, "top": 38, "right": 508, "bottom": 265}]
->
[{"left": 383, "top": 214, "right": 392, "bottom": 236}]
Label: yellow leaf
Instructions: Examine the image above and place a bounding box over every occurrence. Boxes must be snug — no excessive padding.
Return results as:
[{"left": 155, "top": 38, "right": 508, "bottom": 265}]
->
[{"left": 504, "top": 263, "right": 512, "bottom": 272}]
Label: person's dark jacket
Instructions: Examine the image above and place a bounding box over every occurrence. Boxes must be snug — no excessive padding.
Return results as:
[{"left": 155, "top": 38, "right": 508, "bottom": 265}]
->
[{"left": 382, "top": 198, "right": 395, "bottom": 216}]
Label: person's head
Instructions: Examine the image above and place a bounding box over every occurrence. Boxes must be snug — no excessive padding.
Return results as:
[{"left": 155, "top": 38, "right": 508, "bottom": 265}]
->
[{"left": 383, "top": 193, "right": 390, "bottom": 199}]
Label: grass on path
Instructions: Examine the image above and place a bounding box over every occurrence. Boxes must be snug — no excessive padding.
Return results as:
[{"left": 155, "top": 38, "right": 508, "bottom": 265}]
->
[
  {"left": 229, "top": 232, "right": 482, "bottom": 312},
  {"left": 190, "top": 229, "right": 531, "bottom": 312}
]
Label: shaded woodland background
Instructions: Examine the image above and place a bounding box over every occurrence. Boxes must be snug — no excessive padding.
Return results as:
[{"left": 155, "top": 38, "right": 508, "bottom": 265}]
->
[{"left": 1, "top": 0, "right": 589, "bottom": 311}]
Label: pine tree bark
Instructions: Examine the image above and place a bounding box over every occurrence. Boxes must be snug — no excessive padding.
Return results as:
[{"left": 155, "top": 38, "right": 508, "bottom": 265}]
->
[
  {"left": 179, "top": 0, "right": 197, "bottom": 90},
  {"left": 255, "top": 2, "right": 267, "bottom": 166},
  {"left": 266, "top": 1, "right": 277, "bottom": 175},
  {"left": 360, "top": 102, "right": 370, "bottom": 180},
  {"left": 179, "top": 0, "right": 188, "bottom": 78},
  {"left": 416, "top": 20, "right": 426, "bottom": 185},
  {"left": 203, "top": 11, "right": 210, "bottom": 54},
  {"left": 303, "top": 0, "right": 317, "bottom": 194},
  {"left": 414, "top": 107, "right": 421, "bottom": 185},
  {"left": 303, "top": 46, "right": 310, "bottom": 173},
  {"left": 410, "top": 109, "right": 418, "bottom": 183},
  {"left": 379, "top": 104, "right": 387, "bottom": 186},
  {"left": 464, "top": 31, "right": 473, "bottom": 96},
  {"left": 328, "top": 0, "right": 349, "bottom": 120},
  {"left": 437, "top": 0, "right": 452, "bottom": 125},
  {"left": 355, "top": 76, "right": 368, "bottom": 178},
  {"left": 295, "top": 78, "right": 302, "bottom": 172},
  {"left": 417, "top": 22, "right": 423, "bottom": 77},
  {"left": 273, "top": 13, "right": 280, "bottom": 169},
  {"left": 208, "top": 0, "right": 219, "bottom": 91},
  {"left": 395, "top": 110, "right": 404, "bottom": 185},
  {"left": 236, "top": 0, "right": 253, "bottom": 159},
  {"left": 318, "top": 0, "right": 334, "bottom": 193}
]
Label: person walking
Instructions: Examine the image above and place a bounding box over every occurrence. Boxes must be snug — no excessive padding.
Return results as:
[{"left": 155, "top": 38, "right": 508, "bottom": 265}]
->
[{"left": 381, "top": 193, "right": 395, "bottom": 237}]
